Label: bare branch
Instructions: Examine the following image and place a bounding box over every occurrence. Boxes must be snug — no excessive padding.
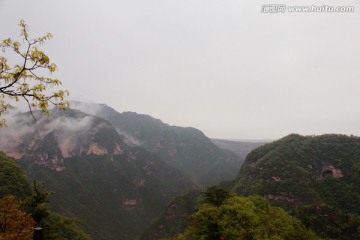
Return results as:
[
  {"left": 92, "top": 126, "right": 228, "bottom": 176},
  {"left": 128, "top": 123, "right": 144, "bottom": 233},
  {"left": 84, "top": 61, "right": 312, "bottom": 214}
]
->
[{"left": 22, "top": 95, "right": 37, "bottom": 122}]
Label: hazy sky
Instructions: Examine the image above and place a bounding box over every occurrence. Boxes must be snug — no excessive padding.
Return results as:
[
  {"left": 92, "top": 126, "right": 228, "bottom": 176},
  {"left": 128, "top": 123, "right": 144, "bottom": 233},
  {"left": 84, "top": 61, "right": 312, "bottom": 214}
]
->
[{"left": 1, "top": 0, "right": 359, "bottom": 139}]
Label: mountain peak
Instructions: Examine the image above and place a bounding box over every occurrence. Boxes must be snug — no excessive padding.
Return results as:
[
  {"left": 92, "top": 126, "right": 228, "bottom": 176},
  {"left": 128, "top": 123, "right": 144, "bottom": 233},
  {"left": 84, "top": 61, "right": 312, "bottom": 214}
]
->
[
  {"left": 70, "top": 101, "right": 244, "bottom": 186},
  {"left": 0, "top": 109, "right": 125, "bottom": 170}
]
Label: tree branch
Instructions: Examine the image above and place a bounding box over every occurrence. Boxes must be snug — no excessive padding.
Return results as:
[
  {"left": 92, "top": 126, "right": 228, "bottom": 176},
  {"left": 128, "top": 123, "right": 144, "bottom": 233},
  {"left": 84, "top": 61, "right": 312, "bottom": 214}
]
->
[{"left": 22, "top": 95, "right": 36, "bottom": 122}]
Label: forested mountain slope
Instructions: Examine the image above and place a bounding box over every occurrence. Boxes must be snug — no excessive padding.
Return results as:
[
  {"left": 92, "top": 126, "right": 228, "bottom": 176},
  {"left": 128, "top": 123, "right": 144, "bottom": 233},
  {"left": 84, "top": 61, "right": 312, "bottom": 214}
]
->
[
  {"left": 232, "top": 134, "right": 360, "bottom": 239},
  {"left": 140, "top": 190, "right": 201, "bottom": 240},
  {"left": 0, "top": 151, "right": 31, "bottom": 199},
  {"left": 144, "top": 134, "right": 360, "bottom": 240}
]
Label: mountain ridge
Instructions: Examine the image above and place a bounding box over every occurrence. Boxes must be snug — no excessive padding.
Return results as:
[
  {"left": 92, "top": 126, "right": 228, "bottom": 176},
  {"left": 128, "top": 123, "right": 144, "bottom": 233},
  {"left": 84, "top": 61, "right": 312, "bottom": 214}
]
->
[{"left": 71, "top": 101, "right": 244, "bottom": 186}]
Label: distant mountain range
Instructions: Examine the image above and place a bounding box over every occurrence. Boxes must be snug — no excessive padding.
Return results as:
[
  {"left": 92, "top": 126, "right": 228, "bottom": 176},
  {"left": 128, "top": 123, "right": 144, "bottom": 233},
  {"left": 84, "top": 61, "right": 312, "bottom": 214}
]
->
[
  {"left": 2, "top": 103, "right": 359, "bottom": 239},
  {"left": 210, "top": 138, "right": 266, "bottom": 160}
]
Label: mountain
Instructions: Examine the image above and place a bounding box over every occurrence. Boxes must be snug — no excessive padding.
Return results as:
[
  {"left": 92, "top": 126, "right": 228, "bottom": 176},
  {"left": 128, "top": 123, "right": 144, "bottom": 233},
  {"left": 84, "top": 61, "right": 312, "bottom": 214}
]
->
[
  {"left": 1, "top": 110, "right": 125, "bottom": 171},
  {"left": 71, "top": 101, "right": 243, "bottom": 186},
  {"left": 231, "top": 134, "right": 360, "bottom": 239},
  {"left": 211, "top": 138, "right": 266, "bottom": 160},
  {"left": 0, "top": 109, "right": 196, "bottom": 240},
  {"left": 143, "top": 134, "right": 360, "bottom": 239}
]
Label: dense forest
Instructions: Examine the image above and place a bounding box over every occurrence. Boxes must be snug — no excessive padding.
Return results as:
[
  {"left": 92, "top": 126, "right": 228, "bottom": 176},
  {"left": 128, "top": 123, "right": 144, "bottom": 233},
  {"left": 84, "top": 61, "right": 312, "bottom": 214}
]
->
[{"left": 174, "top": 186, "right": 320, "bottom": 240}]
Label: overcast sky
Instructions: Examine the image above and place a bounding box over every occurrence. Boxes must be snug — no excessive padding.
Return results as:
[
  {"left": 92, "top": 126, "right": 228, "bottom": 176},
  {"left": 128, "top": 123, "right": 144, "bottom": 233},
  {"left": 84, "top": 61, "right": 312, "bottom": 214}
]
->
[{"left": 1, "top": 0, "right": 359, "bottom": 139}]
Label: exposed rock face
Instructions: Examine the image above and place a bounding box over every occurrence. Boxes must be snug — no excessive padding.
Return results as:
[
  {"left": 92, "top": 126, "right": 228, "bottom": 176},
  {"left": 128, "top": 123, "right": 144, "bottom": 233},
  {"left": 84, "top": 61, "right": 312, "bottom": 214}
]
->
[
  {"left": 265, "top": 192, "right": 300, "bottom": 204},
  {"left": 0, "top": 109, "right": 125, "bottom": 170},
  {"left": 318, "top": 165, "right": 343, "bottom": 180},
  {"left": 271, "top": 176, "right": 281, "bottom": 182},
  {"left": 123, "top": 198, "right": 137, "bottom": 208}
]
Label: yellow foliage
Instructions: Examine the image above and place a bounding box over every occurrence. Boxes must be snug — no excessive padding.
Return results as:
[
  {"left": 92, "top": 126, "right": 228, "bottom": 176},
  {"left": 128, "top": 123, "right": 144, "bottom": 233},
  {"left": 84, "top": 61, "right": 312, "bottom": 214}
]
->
[{"left": 0, "top": 20, "right": 69, "bottom": 127}]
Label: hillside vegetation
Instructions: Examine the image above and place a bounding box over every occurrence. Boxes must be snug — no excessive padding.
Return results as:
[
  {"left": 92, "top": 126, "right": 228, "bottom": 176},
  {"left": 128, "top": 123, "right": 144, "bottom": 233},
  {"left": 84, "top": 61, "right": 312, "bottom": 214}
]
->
[
  {"left": 232, "top": 134, "right": 360, "bottom": 239},
  {"left": 140, "top": 190, "right": 201, "bottom": 240},
  {"left": 170, "top": 186, "right": 320, "bottom": 240},
  {"left": 0, "top": 152, "right": 91, "bottom": 240},
  {"left": 146, "top": 134, "right": 360, "bottom": 239}
]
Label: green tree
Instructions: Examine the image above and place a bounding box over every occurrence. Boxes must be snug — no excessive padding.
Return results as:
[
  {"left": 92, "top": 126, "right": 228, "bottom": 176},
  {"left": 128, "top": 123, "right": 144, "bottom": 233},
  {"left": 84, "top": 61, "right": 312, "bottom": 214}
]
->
[
  {"left": 176, "top": 195, "right": 320, "bottom": 240},
  {"left": 0, "top": 20, "right": 69, "bottom": 127},
  {"left": 200, "top": 185, "right": 233, "bottom": 207},
  {"left": 22, "top": 181, "right": 51, "bottom": 225}
]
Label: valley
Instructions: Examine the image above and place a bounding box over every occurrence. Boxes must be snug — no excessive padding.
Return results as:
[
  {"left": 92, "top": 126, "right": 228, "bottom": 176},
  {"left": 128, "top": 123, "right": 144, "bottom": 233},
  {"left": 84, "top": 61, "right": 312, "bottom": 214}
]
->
[
  {"left": 0, "top": 105, "right": 359, "bottom": 239},
  {"left": 0, "top": 105, "right": 262, "bottom": 239}
]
